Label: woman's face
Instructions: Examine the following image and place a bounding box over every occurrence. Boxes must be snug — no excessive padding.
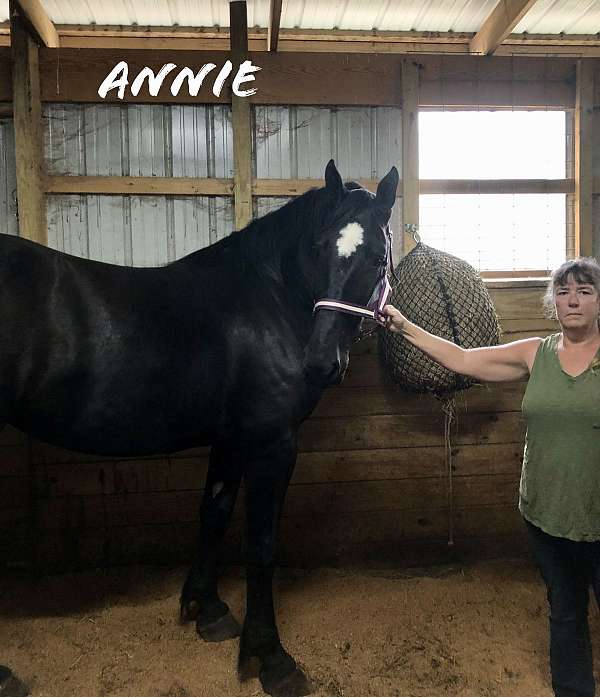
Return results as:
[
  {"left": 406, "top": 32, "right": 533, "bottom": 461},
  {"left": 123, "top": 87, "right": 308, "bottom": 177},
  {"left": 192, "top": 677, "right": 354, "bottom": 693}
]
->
[{"left": 554, "top": 275, "right": 600, "bottom": 331}]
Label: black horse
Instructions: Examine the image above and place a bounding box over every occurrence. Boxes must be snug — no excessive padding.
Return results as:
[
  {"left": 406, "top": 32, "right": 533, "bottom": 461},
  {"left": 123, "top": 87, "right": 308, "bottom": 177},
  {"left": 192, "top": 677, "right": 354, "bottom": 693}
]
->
[{"left": 0, "top": 160, "right": 398, "bottom": 697}]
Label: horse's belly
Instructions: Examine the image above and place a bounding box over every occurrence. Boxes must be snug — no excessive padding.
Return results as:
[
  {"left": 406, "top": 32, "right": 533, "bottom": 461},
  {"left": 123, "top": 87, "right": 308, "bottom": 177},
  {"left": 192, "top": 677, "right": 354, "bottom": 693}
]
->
[{"left": 11, "top": 389, "right": 218, "bottom": 457}]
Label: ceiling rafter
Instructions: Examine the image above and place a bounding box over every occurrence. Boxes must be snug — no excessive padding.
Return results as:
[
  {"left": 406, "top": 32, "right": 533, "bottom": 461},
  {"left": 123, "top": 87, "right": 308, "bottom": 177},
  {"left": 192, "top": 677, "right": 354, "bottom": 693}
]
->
[
  {"left": 9, "top": 0, "right": 59, "bottom": 48},
  {"left": 470, "top": 0, "right": 539, "bottom": 55},
  {"left": 268, "top": 0, "right": 283, "bottom": 52}
]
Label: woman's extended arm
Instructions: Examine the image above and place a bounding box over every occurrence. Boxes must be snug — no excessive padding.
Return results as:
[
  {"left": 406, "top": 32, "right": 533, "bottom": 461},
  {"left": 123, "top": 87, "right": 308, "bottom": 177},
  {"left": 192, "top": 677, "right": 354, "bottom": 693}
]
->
[{"left": 382, "top": 304, "right": 540, "bottom": 382}]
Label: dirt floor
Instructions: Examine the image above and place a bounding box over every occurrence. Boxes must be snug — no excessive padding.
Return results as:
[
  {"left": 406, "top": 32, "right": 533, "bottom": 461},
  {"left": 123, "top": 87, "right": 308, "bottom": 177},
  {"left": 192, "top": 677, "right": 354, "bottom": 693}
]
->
[{"left": 1, "top": 559, "right": 599, "bottom": 697}]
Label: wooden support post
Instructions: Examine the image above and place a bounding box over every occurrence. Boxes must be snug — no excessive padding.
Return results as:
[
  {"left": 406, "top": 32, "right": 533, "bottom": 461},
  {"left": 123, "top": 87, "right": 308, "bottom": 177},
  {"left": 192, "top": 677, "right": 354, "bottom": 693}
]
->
[
  {"left": 10, "top": 1, "right": 46, "bottom": 244},
  {"left": 574, "top": 59, "right": 594, "bottom": 258},
  {"left": 402, "top": 59, "right": 419, "bottom": 257},
  {"left": 230, "top": 0, "right": 253, "bottom": 231}
]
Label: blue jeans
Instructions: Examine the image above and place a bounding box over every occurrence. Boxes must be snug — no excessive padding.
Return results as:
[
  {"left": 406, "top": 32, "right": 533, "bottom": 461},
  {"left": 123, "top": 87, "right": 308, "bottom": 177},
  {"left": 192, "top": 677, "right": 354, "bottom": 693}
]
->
[{"left": 526, "top": 520, "right": 600, "bottom": 697}]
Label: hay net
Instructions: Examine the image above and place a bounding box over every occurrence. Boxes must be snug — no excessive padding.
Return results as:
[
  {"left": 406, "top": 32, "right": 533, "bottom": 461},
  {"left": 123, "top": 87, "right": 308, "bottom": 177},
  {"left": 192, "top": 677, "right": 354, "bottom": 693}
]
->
[{"left": 379, "top": 242, "right": 501, "bottom": 396}]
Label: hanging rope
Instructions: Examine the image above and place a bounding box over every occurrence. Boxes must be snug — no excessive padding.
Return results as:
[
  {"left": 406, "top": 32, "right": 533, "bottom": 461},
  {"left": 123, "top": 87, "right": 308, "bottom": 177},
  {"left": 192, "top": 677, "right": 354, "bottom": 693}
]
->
[{"left": 440, "top": 397, "right": 456, "bottom": 547}]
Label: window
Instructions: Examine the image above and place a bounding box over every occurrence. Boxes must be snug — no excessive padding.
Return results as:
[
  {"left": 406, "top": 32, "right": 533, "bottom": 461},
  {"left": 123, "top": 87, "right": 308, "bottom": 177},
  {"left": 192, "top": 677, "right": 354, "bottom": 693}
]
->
[{"left": 419, "top": 110, "right": 569, "bottom": 276}]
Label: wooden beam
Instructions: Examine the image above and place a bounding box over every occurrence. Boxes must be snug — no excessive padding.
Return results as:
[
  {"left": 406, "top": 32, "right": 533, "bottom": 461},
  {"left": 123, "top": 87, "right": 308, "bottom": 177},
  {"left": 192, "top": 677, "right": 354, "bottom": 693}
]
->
[
  {"left": 1, "top": 23, "right": 600, "bottom": 55},
  {"left": 470, "top": 0, "right": 539, "bottom": 55},
  {"left": 13, "top": 0, "right": 59, "bottom": 48},
  {"left": 574, "top": 59, "right": 594, "bottom": 257},
  {"left": 230, "top": 1, "right": 253, "bottom": 230},
  {"left": 402, "top": 59, "right": 419, "bottom": 257},
  {"left": 43, "top": 176, "right": 575, "bottom": 198},
  {"left": 45, "top": 176, "right": 233, "bottom": 196},
  {"left": 268, "top": 0, "right": 283, "bottom": 52},
  {"left": 420, "top": 179, "right": 574, "bottom": 195},
  {"left": 10, "top": 2, "right": 46, "bottom": 244}
]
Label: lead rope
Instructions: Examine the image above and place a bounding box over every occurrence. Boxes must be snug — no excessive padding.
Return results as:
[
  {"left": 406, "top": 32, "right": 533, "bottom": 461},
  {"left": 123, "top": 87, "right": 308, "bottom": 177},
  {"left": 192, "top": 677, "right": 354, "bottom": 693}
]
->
[{"left": 441, "top": 396, "right": 456, "bottom": 546}]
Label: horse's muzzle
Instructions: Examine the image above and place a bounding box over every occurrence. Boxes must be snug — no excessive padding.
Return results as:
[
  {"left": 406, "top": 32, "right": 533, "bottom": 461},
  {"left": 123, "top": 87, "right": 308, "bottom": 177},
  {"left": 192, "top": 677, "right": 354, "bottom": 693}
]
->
[{"left": 304, "top": 360, "right": 343, "bottom": 387}]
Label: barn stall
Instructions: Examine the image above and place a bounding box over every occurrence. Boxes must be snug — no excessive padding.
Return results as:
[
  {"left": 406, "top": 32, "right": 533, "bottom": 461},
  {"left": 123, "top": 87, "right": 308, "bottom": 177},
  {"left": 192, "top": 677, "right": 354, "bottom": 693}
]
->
[{"left": 0, "top": 1, "right": 599, "bottom": 696}]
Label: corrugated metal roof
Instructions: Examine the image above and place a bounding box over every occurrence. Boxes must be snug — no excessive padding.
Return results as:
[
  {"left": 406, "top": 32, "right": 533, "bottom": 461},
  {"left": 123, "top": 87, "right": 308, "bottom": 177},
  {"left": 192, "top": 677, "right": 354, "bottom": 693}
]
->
[{"left": 1, "top": 0, "right": 599, "bottom": 35}]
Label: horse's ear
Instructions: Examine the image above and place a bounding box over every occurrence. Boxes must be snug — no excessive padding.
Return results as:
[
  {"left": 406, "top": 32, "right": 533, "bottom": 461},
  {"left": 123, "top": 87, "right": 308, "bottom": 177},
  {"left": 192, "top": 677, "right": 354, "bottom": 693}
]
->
[
  {"left": 376, "top": 166, "right": 399, "bottom": 209},
  {"left": 325, "top": 159, "right": 344, "bottom": 199}
]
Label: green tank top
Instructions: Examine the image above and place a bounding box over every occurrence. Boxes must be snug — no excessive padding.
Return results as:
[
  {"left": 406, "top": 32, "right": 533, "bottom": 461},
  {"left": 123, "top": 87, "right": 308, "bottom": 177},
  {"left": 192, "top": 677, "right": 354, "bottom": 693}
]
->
[{"left": 520, "top": 333, "right": 600, "bottom": 541}]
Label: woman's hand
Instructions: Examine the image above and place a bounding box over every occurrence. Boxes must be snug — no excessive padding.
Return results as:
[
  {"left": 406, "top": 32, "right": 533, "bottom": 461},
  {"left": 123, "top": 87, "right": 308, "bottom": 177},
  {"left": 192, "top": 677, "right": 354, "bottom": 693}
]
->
[{"left": 382, "top": 304, "right": 407, "bottom": 334}]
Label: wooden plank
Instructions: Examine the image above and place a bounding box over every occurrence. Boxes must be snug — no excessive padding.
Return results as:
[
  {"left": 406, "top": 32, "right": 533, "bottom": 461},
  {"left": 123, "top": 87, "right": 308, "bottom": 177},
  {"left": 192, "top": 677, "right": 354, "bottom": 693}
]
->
[
  {"left": 37, "top": 457, "right": 209, "bottom": 497},
  {"left": 13, "top": 0, "right": 58, "bottom": 48},
  {"left": 33, "top": 442, "right": 524, "bottom": 498},
  {"left": 470, "top": 0, "right": 539, "bottom": 55},
  {"left": 314, "top": 381, "right": 527, "bottom": 417},
  {"left": 11, "top": 4, "right": 46, "bottom": 244},
  {"left": 293, "top": 442, "right": 523, "bottom": 483},
  {"left": 420, "top": 79, "right": 574, "bottom": 108},
  {"left": 575, "top": 59, "right": 594, "bottom": 257},
  {"left": 252, "top": 178, "right": 389, "bottom": 196},
  {"left": 1, "top": 23, "right": 598, "bottom": 55},
  {"left": 421, "top": 179, "right": 573, "bottom": 195},
  {"left": 37, "top": 49, "right": 403, "bottom": 106},
  {"left": 268, "top": 0, "right": 283, "bottom": 52},
  {"left": 36, "top": 471, "right": 521, "bottom": 530},
  {"left": 19, "top": 49, "right": 571, "bottom": 107},
  {"left": 44, "top": 175, "right": 573, "bottom": 198},
  {"left": 298, "top": 412, "right": 525, "bottom": 452},
  {"left": 230, "top": 1, "right": 253, "bottom": 230},
  {"left": 45, "top": 175, "right": 233, "bottom": 196},
  {"left": 488, "top": 286, "right": 546, "bottom": 319},
  {"left": 402, "top": 59, "right": 419, "bottom": 257}
]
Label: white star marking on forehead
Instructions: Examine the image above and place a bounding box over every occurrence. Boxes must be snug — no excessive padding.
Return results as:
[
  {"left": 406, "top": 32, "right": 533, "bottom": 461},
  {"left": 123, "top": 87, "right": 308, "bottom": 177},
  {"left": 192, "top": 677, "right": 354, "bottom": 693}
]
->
[{"left": 336, "top": 222, "right": 364, "bottom": 258}]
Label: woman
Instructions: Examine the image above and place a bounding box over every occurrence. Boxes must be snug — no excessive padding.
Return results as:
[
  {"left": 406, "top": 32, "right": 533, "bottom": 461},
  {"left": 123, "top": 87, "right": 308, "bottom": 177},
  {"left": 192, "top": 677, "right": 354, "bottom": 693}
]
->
[{"left": 383, "top": 257, "right": 600, "bottom": 697}]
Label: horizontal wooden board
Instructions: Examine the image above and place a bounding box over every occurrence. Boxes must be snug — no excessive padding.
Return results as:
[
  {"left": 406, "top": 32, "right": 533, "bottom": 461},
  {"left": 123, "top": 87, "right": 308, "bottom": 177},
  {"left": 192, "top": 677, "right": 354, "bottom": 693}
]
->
[
  {"left": 487, "top": 287, "right": 548, "bottom": 319},
  {"left": 36, "top": 470, "right": 521, "bottom": 531},
  {"left": 298, "top": 411, "right": 525, "bottom": 452},
  {"left": 0, "top": 48, "right": 579, "bottom": 107},
  {"left": 46, "top": 175, "right": 233, "bottom": 196},
  {"left": 31, "top": 504, "right": 529, "bottom": 570},
  {"left": 32, "top": 441, "right": 523, "bottom": 500},
  {"left": 315, "top": 381, "right": 527, "bottom": 416},
  {"left": 38, "top": 50, "right": 403, "bottom": 106}
]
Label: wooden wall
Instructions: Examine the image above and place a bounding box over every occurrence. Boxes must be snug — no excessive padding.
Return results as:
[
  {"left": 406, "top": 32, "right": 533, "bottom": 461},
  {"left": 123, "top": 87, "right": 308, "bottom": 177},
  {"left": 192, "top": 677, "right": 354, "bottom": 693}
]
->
[{"left": 0, "top": 283, "right": 557, "bottom": 572}]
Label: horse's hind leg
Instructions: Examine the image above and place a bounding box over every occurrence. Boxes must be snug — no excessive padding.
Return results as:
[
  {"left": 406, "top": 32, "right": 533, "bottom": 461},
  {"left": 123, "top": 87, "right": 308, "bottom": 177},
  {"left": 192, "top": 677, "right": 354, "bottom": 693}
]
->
[{"left": 180, "top": 442, "right": 242, "bottom": 642}]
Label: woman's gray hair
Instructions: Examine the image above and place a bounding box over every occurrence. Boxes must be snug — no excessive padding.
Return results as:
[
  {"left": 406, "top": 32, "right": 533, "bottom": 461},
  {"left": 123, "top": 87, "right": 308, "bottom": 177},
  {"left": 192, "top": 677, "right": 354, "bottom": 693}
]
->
[{"left": 542, "top": 257, "right": 600, "bottom": 321}]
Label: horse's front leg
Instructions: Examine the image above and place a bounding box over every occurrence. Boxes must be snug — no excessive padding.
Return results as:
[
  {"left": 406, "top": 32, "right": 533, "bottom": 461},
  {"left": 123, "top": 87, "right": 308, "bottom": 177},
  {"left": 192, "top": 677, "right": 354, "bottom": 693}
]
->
[
  {"left": 238, "top": 436, "right": 311, "bottom": 697},
  {"left": 180, "top": 443, "right": 243, "bottom": 641}
]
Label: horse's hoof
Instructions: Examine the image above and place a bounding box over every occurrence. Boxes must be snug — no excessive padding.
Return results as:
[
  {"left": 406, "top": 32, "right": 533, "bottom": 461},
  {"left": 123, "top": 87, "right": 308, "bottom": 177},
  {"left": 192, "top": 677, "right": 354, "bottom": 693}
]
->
[
  {"left": 0, "top": 666, "right": 29, "bottom": 697},
  {"left": 238, "top": 654, "right": 261, "bottom": 683},
  {"left": 179, "top": 599, "right": 201, "bottom": 624},
  {"left": 196, "top": 611, "right": 241, "bottom": 642},
  {"left": 260, "top": 666, "right": 312, "bottom": 697}
]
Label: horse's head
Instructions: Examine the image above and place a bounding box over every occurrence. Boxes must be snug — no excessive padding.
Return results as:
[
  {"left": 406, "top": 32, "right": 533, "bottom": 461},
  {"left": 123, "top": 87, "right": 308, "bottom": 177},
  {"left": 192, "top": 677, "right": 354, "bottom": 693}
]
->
[{"left": 303, "top": 160, "right": 399, "bottom": 387}]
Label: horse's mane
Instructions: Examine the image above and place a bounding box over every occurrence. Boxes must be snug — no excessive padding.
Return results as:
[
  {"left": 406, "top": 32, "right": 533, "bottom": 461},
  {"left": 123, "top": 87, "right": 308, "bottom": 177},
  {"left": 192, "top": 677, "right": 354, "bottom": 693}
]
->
[{"left": 181, "top": 186, "right": 333, "bottom": 283}]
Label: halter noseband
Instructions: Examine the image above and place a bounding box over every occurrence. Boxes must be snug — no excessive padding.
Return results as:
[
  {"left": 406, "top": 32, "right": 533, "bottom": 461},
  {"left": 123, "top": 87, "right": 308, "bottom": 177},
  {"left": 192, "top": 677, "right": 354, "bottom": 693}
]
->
[{"left": 313, "top": 230, "right": 395, "bottom": 326}]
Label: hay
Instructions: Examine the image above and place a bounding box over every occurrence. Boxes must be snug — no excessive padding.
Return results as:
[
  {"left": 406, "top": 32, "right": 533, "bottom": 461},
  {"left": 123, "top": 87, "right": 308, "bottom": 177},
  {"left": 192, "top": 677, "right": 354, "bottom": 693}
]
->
[{"left": 379, "top": 242, "right": 500, "bottom": 395}]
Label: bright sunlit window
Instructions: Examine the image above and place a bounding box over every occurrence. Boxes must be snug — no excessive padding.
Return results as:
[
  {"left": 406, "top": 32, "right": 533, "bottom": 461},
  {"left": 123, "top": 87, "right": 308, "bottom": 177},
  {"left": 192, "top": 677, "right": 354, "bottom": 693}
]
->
[{"left": 419, "top": 111, "right": 568, "bottom": 275}]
